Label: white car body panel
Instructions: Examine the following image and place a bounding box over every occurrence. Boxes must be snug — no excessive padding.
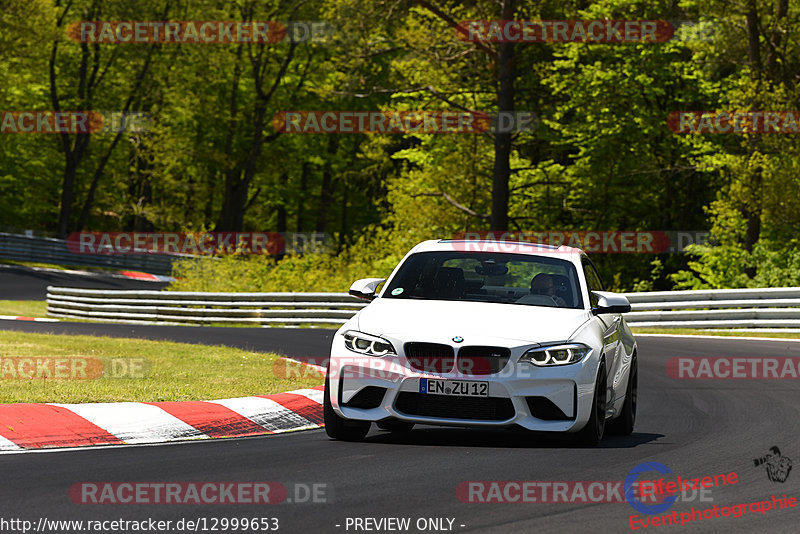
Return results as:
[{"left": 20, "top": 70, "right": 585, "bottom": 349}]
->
[{"left": 327, "top": 239, "right": 637, "bottom": 435}]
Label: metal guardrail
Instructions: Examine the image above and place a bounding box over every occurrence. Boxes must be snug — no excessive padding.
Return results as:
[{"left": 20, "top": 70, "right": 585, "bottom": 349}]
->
[
  {"left": 45, "top": 286, "right": 800, "bottom": 329},
  {"left": 623, "top": 287, "right": 800, "bottom": 328},
  {"left": 0, "top": 232, "right": 181, "bottom": 275},
  {"left": 46, "top": 287, "right": 368, "bottom": 325}
]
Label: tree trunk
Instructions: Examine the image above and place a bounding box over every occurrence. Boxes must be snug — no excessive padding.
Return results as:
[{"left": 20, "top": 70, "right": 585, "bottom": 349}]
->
[
  {"left": 56, "top": 153, "right": 81, "bottom": 238},
  {"left": 490, "top": 0, "right": 515, "bottom": 231},
  {"left": 742, "top": 0, "right": 765, "bottom": 277},
  {"left": 76, "top": 45, "right": 156, "bottom": 231},
  {"left": 338, "top": 181, "right": 348, "bottom": 252},
  {"left": 217, "top": 45, "right": 245, "bottom": 231},
  {"left": 315, "top": 137, "right": 339, "bottom": 233},
  {"left": 51, "top": 35, "right": 92, "bottom": 238},
  {"left": 276, "top": 173, "right": 288, "bottom": 233},
  {"left": 129, "top": 144, "right": 154, "bottom": 232},
  {"left": 296, "top": 162, "right": 309, "bottom": 232},
  {"left": 217, "top": 33, "right": 298, "bottom": 231}
]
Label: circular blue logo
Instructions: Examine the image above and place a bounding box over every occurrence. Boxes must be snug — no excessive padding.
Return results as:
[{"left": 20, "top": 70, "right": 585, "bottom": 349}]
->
[
  {"left": 624, "top": 462, "right": 677, "bottom": 515},
  {"left": 452, "top": 336, "right": 464, "bottom": 343}
]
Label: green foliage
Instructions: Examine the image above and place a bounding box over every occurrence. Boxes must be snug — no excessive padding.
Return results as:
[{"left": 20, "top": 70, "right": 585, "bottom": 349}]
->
[
  {"left": 170, "top": 226, "right": 431, "bottom": 293},
  {"left": 670, "top": 243, "right": 751, "bottom": 289},
  {"left": 673, "top": 241, "right": 800, "bottom": 289},
  {"left": 3, "top": 0, "right": 800, "bottom": 290},
  {"left": 631, "top": 258, "right": 664, "bottom": 292},
  {"left": 751, "top": 244, "right": 800, "bottom": 287},
  {"left": 670, "top": 201, "right": 751, "bottom": 289}
]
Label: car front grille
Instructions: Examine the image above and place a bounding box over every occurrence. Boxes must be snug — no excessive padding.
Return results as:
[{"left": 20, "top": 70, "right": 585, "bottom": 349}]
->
[
  {"left": 456, "top": 346, "right": 511, "bottom": 375},
  {"left": 395, "top": 392, "right": 515, "bottom": 421},
  {"left": 404, "top": 342, "right": 455, "bottom": 373}
]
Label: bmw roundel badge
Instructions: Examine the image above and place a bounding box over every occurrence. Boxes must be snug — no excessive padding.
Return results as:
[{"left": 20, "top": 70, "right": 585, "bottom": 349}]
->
[{"left": 452, "top": 336, "right": 464, "bottom": 343}]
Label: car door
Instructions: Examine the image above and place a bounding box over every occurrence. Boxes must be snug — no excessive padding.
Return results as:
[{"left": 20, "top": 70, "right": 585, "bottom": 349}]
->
[{"left": 582, "top": 258, "right": 623, "bottom": 406}]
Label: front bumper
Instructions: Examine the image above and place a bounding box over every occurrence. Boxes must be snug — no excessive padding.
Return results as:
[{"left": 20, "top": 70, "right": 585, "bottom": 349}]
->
[{"left": 328, "top": 332, "right": 600, "bottom": 432}]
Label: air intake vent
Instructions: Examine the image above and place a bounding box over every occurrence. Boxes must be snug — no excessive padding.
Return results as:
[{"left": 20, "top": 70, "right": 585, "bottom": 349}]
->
[
  {"left": 343, "top": 386, "right": 386, "bottom": 409},
  {"left": 396, "top": 392, "right": 514, "bottom": 421},
  {"left": 525, "top": 396, "right": 574, "bottom": 420}
]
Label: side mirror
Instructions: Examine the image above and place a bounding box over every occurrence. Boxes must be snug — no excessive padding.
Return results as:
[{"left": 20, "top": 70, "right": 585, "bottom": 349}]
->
[
  {"left": 591, "top": 291, "right": 632, "bottom": 314},
  {"left": 349, "top": 278, "right": 386, "bottom": 301}
]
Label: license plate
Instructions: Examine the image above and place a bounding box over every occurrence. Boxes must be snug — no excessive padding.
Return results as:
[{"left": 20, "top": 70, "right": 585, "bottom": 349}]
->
[{"left": 420, "top": 378, "right": 488, "bottom": 397}]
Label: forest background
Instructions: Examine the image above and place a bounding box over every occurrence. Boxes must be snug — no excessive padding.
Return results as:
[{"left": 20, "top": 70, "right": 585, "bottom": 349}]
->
[{"left": 2, "top": 0, "right": 799, "bottom": 293}]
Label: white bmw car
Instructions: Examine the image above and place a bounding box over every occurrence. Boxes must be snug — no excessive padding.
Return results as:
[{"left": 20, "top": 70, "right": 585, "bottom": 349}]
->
[{"left": 323, "top": 239, "right": 638, "bottom": 446}]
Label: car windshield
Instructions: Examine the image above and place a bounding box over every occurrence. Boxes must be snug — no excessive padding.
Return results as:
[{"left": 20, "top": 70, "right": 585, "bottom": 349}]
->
[{"left": 383, "top": 251, "right": 583, "bottom": 309}]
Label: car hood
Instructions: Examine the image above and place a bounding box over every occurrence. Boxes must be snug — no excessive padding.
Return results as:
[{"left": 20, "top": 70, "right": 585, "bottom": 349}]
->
[{"left": 355, "top": 298, "right": 591, "bottom": 344}]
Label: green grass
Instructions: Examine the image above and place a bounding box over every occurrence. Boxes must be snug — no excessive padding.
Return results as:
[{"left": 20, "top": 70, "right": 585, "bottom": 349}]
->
[
  {"left": 0, "top": 331, "right": 323, "bottom": 403},
  {"left": 0, "top": 300, "right": 48, "bottom": 318},
  {"left": 631, "top": 328, "right": 800, "bottom": 340}
]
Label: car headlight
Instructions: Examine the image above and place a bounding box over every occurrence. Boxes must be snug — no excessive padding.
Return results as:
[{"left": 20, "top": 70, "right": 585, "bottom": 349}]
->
[
  {"left": 519, "top": 343, "right": 591, "bottom": 366},
  {"left": 343, "top": 330, "right": 396, "bottom": 356}
]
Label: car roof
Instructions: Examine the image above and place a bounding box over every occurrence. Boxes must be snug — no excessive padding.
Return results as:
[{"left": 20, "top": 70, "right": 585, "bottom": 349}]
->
[{"left": 407, "top": 239, "right": 584, "bottom": 258}]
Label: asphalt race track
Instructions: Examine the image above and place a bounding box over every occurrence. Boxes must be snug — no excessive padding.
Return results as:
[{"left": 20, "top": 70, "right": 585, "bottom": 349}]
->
[
  {"left": 0, "top": 264, "right": 169, "bottom": 300},
  {"left": 1, "top": 323, "right": 799, "bottom": 533}
]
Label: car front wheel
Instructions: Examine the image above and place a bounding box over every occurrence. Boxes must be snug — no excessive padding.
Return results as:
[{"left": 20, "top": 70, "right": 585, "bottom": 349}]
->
[
  {"left": 575, "top": 360, "right": 607, "bottom": 447},
  {"left": 323, "top": 373, "right": 370, "bottom": 441},
  {"left": 607, "top": 355, "right": 637, "bottom": 436}
]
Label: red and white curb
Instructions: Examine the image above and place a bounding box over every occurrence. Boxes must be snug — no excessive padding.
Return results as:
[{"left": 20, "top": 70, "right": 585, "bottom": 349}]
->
[
  {"left": 0, "top": 385, "right": 324, "bottom": 453},
  {"left": 0, "top": 316, "right": 59, "bottom": 322}
]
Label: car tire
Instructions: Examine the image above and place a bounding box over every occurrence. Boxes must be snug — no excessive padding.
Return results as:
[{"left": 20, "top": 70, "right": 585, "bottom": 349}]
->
[
  {"left": 575, "top": 360, "right": 607, "bottom": 447},
  {"left": 323, "top": 374, "right": 370, "bottom": 442},
  {"left": 607, "top": 355, "right": 637, "bottom": 436},
  {"left": 376, "top": 420, "right": 415, "bottom": 433}
]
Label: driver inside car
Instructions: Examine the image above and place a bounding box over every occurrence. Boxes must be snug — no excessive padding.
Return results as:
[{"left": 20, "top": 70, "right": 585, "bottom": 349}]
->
[{"left": 530, "top": 273, "right": 567, "bottom": 307}]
